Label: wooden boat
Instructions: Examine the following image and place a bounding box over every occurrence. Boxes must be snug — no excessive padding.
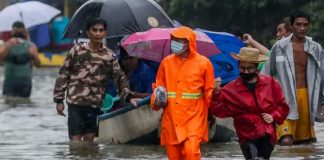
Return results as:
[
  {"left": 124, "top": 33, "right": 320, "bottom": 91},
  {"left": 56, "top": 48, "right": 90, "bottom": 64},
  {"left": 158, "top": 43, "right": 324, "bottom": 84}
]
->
[
  {"left": 98, "top": 97, "right": 235, "bottom": 144},
  {"left": 98, "top": 97, "right": 162, "bottom": 144}
]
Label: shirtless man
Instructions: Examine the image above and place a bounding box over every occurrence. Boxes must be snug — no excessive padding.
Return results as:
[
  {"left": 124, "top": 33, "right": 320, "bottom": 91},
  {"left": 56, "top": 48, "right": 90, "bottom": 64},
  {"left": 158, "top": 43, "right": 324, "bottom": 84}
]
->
[{"left": 262, "top": 10, "right": 324, "bottom": 146}]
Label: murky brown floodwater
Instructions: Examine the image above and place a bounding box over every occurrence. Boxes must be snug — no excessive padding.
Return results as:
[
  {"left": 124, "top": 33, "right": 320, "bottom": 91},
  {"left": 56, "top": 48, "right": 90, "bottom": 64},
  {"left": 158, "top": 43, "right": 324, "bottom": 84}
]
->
[{"left": 0, "top": 67, "right": 323, "bottom": 160}]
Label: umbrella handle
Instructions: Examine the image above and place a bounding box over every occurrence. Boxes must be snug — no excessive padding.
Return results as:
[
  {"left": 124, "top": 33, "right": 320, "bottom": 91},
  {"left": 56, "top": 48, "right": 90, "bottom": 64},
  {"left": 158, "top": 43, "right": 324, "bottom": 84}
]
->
[{"left": 19, "top": 11, "right": 25, "bottom": 25}]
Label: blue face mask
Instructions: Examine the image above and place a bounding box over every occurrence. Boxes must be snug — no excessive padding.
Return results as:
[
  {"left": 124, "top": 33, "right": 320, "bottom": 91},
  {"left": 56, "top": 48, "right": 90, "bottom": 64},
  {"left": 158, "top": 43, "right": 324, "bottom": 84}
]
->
[{"left": 171, "top": 40, "right": 187, "bottom": 55}]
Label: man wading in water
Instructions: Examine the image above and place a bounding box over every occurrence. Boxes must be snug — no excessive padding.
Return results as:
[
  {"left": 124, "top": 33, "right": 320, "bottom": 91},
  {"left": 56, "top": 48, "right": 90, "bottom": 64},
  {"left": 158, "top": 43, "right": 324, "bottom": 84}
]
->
[{"left": 53, "top": 18, "right": 133, "bottom": 142}]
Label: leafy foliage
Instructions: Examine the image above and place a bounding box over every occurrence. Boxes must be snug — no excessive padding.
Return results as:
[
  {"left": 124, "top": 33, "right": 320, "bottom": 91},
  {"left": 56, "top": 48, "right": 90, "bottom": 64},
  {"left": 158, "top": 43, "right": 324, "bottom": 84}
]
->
[{"left": 157, "top": 0, "right": 324, "bottom": 47}]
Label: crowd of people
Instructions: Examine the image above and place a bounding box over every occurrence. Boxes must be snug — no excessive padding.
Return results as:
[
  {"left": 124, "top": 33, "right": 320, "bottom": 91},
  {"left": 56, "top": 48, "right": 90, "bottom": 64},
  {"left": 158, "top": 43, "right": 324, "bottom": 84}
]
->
[{"left": 0, "top": 9, "right": 324, "bottom": 160}]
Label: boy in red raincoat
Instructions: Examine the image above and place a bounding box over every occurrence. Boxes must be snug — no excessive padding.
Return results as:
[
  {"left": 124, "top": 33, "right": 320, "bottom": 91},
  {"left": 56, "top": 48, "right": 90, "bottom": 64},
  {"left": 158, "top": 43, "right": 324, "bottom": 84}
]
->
[{"left": 211, "top": 47, "right": 289, "bottom": 160}]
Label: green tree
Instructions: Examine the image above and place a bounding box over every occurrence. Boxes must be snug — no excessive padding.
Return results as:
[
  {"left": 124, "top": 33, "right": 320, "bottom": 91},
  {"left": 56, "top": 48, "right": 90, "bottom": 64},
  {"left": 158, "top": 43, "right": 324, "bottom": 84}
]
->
[
  {"left": 303, "top": 0, "right": 324, "bottom": 43},
  {"left": 158, "top": 0, "right": 324, "bottom": 47}
]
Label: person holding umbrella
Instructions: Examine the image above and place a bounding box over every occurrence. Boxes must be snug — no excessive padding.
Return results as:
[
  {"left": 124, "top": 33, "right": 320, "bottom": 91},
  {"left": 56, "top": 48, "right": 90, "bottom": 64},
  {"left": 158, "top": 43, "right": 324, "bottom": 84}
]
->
[
  {"left": 211, "top": 47, "right": 289, "bottom": 160},
  {"left": 53, "top": 18, "right": 133, "bottom": 142},
  {"left": 0, "top": 21, "right": 40, "bottom": 98},
  {"left": 150, "top": 26, "right": 215, "bottom": 159}
]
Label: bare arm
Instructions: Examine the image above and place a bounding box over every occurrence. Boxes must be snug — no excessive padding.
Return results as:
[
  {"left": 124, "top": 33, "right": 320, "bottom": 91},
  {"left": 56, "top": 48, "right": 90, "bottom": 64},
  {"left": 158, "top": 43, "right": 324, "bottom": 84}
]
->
[
  {"left": 0, "top": 38, "right": 19, "bottom": 61},
  {"left": 130, "top": 92, "right": 151, "bottom": 107},
  {"left": 28, "top": 43, "right": 41, "bottom": 67},
  {"left": 243, "top": 34, "right": 269, "bottom": 55},
  {"left": 0, "top": 44, "right": 7, "bottom": 61}
]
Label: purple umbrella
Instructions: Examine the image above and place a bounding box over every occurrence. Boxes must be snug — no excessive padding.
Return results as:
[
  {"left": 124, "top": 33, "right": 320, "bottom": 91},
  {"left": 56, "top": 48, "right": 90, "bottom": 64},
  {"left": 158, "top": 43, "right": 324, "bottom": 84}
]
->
[{"left": 121, "top": 28, "right": 221, "bottom": 62}]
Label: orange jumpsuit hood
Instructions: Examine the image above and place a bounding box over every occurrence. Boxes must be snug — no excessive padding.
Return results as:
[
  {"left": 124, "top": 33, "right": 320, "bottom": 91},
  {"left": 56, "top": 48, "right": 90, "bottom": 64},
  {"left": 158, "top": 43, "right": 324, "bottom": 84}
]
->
[{"left": 171, "top": 26, "right": 197, "bottom": 56}]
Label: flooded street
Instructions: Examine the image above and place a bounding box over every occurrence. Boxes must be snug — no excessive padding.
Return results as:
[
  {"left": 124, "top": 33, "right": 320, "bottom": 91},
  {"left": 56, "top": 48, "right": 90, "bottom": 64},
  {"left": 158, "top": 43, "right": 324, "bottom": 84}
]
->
[{"left": 0, "top": 67, "right": 324, "bottom": 159}]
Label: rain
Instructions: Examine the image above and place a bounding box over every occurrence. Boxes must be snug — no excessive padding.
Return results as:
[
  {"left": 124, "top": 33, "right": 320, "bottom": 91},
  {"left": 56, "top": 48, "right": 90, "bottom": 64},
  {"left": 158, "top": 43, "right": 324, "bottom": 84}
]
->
[{"left": 1, "top": 0, "right": 324, "bottom": 159}]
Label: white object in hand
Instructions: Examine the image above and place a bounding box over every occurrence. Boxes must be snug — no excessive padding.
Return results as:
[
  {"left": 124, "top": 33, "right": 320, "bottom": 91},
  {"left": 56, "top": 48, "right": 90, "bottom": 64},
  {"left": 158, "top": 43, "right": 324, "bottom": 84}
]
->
[{"left": 154, "top": 86, "right": 167, "bottom": 108}]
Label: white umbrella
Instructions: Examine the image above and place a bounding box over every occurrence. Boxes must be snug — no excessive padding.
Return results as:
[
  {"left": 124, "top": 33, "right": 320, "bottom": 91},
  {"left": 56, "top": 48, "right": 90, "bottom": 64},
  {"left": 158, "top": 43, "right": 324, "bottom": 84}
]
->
[{"left": 0, "top": 1, "right": 61, "bottom": 32}]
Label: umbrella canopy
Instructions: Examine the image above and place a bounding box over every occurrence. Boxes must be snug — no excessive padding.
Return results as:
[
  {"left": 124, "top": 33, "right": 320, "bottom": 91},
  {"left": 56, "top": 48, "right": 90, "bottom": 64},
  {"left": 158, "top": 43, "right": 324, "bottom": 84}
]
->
[
  {"left": 196, "top": 28, "right": 245, "bottom": 55},
  {"left": 0, "top": 1, "right": 61, "bottom": 32},
  {"left": 64, "top": 0, "right": 175, "bottom": 38},
  {"left": 121, "top": 28, "right": 221, "bottom": 62},
  {"left": 196, "top": 28, "right": 245, "bottom": 85}
]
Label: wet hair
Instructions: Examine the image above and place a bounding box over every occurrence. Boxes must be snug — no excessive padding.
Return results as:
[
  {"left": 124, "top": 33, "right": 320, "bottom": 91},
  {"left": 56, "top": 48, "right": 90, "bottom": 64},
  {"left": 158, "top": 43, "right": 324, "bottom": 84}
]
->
[
  {"left": 290, "top": 10, "right": 310, "bottom": 25},
  {"left": 85, "top": 18, "right": 107, "bottom": 31},
  {"left": 12, "top": 21, "right": 25, "bottom": 28}
]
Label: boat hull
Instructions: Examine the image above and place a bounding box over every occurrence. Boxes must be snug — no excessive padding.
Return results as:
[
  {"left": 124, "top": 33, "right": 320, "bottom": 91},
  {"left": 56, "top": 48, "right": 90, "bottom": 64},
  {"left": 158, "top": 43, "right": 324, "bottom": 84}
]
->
[
  {"left": 99, "top": 104, "right": 162, "bottom": 144},
  {"left": 98, "top": 104, "right": 235, "bottom": 144}
]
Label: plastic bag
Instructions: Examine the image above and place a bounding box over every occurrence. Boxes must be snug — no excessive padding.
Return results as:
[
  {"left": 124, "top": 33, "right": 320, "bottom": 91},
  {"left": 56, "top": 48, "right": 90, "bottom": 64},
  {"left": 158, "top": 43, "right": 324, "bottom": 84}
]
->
[{"left": 154, "top": 86, "right": 167, "bottom": 108}]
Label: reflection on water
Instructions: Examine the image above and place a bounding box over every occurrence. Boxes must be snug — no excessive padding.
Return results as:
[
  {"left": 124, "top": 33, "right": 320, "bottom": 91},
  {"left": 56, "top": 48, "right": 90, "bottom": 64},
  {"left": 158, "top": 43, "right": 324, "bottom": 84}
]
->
[
  {"left": 67, "top": 142, "right": 100, "bottom": 159},
  {"left": 0, "top": 67, "right": 324, "bottom": 159},
  {"left": 3, "top": 96, "right": 33, "bottom": 108}
]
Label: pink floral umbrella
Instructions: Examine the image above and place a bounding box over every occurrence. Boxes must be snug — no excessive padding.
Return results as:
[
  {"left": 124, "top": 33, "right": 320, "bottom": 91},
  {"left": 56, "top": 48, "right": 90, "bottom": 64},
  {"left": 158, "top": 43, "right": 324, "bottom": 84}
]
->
[{"left": 121, "top": 28, "right": 220, "bottom": 62}]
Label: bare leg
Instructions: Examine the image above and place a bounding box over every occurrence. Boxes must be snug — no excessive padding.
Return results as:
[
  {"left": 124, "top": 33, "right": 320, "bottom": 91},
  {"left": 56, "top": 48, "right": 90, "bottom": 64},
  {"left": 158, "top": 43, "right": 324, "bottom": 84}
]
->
[
  {"left": 280, "top": 135, "right": 293, "bottom": 146},
  {"left": 83, "top": 133, "right": 96, "bottom": 142},
  {"left": 316, "top": 105, "right": 324, "bottom": 122}
]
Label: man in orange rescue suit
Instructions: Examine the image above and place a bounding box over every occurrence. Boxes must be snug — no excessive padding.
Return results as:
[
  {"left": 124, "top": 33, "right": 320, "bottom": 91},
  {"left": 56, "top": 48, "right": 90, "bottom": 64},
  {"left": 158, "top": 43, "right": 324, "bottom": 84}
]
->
[{"left": 150, "top": 26, "right": 215, "bottom": 160}]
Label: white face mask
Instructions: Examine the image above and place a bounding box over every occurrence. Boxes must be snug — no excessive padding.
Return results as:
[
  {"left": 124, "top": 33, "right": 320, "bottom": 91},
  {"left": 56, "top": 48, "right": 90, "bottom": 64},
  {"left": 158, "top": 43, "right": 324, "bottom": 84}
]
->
[{"left": 171, "top": 40, "right": 187, "bottom": 55}]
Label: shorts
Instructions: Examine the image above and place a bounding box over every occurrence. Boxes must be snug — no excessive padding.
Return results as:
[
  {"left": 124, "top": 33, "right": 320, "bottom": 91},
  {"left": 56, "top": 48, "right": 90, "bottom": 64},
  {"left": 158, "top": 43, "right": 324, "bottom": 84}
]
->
[
  {"left": 3, "top": 83, "right": 32, "bottom": 98},
  {"left": 68, "top": 104, "right": 101, "bottom": 138},
  {"left": 277, "top": 88, "right": 316, "bottom": 143}
]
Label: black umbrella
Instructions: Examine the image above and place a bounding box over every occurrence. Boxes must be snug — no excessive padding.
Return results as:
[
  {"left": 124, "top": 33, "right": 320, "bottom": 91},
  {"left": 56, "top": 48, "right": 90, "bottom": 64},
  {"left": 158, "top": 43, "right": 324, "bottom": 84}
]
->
[{"left": 64, "top": 0, "right": 175, "bottom": 38}]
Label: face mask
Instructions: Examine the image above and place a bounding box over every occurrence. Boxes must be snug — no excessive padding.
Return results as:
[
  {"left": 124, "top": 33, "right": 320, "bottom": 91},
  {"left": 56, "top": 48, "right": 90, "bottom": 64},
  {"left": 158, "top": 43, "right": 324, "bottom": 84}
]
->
[
  {"left": 171, "top": 40, "right": 187, "bottom": 55},
  {"left": 12, "top": 32, "right": 26, "bottom": 39},
  {"left": 239, "top": 72, "right": 257, "bottom": 81}
]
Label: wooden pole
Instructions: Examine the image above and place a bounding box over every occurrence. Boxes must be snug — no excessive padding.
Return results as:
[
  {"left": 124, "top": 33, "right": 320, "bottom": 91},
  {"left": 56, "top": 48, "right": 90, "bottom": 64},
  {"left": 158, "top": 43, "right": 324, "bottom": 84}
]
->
[{"left": 64, "top": 0, "right": 69, "bottom": 17}]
